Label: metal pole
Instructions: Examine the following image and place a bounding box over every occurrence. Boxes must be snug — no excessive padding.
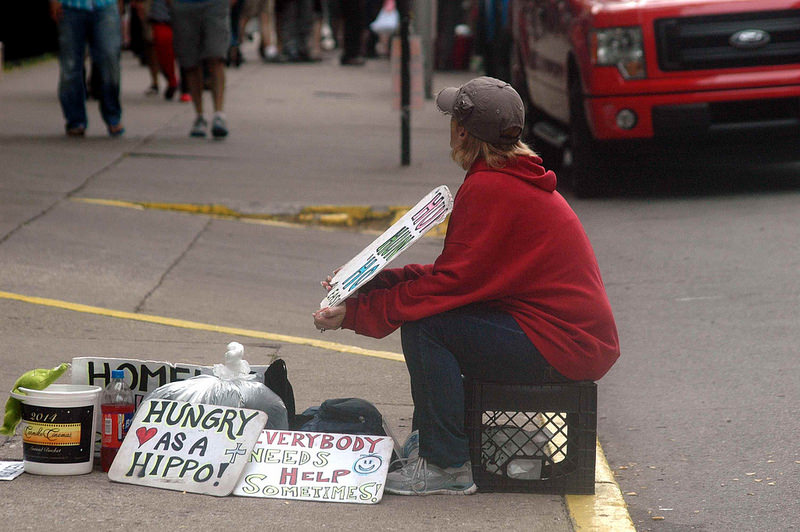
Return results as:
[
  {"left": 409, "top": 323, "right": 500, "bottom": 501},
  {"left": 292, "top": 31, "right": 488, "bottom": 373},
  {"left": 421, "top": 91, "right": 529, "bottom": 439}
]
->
[
  {"left": 416, "top": 0, "right": 436, "bottom": 100},
  {"left": 398, "top": 0, "right": 411, "bottom": 166}
]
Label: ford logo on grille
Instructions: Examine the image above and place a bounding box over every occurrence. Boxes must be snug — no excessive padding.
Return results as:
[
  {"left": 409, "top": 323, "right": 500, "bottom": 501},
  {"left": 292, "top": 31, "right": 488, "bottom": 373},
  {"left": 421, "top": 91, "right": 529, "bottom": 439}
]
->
[{"left": 729, "top": 29, "right": 771, "bottom": 49}]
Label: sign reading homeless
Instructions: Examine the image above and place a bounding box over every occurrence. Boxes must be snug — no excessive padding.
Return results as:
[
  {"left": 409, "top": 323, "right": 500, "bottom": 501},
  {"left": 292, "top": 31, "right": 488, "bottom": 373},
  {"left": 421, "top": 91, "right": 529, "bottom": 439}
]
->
[
  {"left": 71, "top": 357, "right": 270, "bottom": 406},
  {"left": 233, "top": 430, "right": 393, "bottom": 504},
  {"left": 108, "top": 399, "right": 267, "bottom": 496},
  {"left": 71, "top": 356, "right": 271, "bottom": 437}
]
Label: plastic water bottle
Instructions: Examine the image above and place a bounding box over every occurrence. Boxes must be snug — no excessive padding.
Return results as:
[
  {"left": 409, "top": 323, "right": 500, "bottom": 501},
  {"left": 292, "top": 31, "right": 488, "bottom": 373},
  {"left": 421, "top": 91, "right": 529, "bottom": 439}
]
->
[{"left": 101, "top": 370, "right": 135, "bottom": 472}]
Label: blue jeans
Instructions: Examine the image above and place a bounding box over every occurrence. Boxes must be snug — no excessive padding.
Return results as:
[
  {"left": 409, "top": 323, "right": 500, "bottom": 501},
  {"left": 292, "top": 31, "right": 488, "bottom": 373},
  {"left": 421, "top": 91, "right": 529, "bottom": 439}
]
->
[
  {"left": 229, "top": 0, "right": 244, "bottom": 47},
  {"left": 400, "top": 305, "right": 568, "bottom": 468},
  {"left": 58, "top": 5, "right": 122, "bottom": 131}
]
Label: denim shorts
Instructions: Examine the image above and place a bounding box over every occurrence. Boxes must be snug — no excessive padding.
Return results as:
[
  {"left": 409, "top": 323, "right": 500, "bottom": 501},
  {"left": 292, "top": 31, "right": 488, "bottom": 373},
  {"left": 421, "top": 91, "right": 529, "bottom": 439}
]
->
[{"left": 172, "top": 0, "right": 231, "bottom": 67}]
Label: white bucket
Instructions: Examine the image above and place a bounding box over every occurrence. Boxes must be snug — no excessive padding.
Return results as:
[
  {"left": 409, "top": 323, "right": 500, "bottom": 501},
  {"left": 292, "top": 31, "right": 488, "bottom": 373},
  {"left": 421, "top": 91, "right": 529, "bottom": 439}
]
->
[{"left": 11, "top": 384, "right": 101, "bottom": 475}]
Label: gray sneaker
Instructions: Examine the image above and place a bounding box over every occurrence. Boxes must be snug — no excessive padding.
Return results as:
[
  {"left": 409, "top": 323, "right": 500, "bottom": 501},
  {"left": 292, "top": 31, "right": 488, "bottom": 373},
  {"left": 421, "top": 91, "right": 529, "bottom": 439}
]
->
[
  {"left": 190, "top": 116, "right": 207, "bottom": 137},
  {"left": 211, "top": 115, "right": 228, "bottom": 138},
  {"left": 385, "top": 457, "right": 477, "bottom": 496}
]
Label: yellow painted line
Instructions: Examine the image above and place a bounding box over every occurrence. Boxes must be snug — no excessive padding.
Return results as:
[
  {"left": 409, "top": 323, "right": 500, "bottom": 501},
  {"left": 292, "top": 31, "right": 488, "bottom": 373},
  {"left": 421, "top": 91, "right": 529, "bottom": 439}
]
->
[
  {"left": 1, "top": 288, "right": 631, "bottom": 529},
  {"left": 73, "top": 198, "right": 146, "bottom": 210},
  {"left": 72, "top": 197, "right": 284, "bottom": 224},
  {"left": 71, "top": 197, "right": 396, "bottom": 227},
  {"left": 70, "top": 197, "right": 450, "bottom": 235},
  {"left": 0, "top": 290, "right": 404, "bottom": 363},
  {"left": 73, "top": 197, "right": 307, "bottom": 229},
  {"left": 567, "top": 441, "right": 636, "bottom": 531}
]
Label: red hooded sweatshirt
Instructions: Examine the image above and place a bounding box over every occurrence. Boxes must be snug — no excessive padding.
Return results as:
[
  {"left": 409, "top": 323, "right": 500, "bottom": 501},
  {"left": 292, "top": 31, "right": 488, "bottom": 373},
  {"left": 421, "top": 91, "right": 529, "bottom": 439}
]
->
[{"left": 341, "top": 155, "right": 619, "bottom": 381}]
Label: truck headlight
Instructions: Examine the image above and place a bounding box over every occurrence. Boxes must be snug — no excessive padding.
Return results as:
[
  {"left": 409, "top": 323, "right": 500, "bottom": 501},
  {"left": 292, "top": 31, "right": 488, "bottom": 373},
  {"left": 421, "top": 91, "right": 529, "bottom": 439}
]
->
[{"left": 590, "top": 27, "right": 646, "bottom": 80}]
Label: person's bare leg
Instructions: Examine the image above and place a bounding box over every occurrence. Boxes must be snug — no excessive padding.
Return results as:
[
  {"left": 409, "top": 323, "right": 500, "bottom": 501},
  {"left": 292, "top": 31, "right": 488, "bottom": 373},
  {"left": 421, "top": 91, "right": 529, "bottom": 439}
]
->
[
  {"left": 259, "top": 8, "right": 271, "bottom": 56},
  {"left": 146, "top": 45, "right": 160, "bottom": 93},
  {"left": 184, "top": 65, "right": 204, "bottom": 115},
  {"left": 208, "top": 59, "right": 225, "bottom": 113},
  {"left": 238, "top": 15, "right": 250, "bottom": 61},
  {"left": 208, "top": 59, "right": 228, "bottom": 137},
  {"left": 184, "top": 65, "right": 208, "bottom": 136},
  {"left": 310, "top": 16, "right": 321, "bottom": 60}
]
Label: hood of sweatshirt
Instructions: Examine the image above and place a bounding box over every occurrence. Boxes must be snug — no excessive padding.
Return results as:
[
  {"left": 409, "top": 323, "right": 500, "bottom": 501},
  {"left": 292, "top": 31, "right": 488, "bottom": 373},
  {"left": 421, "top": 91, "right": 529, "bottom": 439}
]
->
[{"left": 466, "top": 155, "right": 557, "bottom": 193}]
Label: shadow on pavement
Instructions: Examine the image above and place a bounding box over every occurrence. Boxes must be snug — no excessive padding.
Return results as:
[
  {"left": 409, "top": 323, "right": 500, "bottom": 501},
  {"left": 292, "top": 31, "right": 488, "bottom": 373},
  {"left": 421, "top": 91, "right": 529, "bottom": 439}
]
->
[{"left": 564, "top": 160, "right": 800, "bottom": 200}]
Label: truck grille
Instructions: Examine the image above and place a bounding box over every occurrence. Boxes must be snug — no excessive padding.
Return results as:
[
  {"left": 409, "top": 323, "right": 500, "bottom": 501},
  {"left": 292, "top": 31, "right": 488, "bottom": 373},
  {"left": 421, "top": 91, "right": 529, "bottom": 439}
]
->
[
  {"left": 655, "top": 9, "right": 800, "bottom": 71},
  {"left": 652, "top": 97, "right": 800, "bottom": 138}
]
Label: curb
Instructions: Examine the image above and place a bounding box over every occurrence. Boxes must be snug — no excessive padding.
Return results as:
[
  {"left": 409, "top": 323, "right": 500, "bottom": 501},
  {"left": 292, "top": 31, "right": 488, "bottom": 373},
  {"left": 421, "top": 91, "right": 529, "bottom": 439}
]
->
[
  {"left": 567, "top": 441, "right": 636, "bottom": 531},
  {"left": 71, "top": 197, "right": 450, "bottom": 236}
]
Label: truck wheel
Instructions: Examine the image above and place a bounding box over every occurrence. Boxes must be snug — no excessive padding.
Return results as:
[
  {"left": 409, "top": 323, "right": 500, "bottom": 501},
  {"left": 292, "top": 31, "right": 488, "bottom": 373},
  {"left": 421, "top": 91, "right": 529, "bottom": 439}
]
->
[
  {"left": 563, "top": 75, "right": 609, "bottom": 198},
  {"left": 510, "top": 42, "right": 533, "bottom": 141},
  {"left": 510, "top": 43, "right": 562, "bottom": 168}
]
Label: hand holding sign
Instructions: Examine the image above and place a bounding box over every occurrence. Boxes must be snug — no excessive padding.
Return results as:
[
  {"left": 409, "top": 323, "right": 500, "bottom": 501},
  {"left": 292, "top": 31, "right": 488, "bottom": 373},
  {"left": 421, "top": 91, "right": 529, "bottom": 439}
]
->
[
  {"left": 312, "top": 305, "right": 346, "bottom": 332},
  {"left": 319, "top": 186, "right": 453, "bottom": 309}
]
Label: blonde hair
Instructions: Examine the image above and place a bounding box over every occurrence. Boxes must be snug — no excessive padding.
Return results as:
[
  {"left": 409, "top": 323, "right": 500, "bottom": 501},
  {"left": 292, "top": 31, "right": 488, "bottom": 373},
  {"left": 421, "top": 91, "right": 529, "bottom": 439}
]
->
[{"left": 451, "top": 124, "right": 538, "bottom": 170}]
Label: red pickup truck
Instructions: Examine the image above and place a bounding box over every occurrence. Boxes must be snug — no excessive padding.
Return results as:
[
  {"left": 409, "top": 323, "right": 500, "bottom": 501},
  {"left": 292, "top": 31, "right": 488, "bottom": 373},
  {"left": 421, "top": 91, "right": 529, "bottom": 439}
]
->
[{"left": 509, "top": 0, "right": 800, "bottom": 196}]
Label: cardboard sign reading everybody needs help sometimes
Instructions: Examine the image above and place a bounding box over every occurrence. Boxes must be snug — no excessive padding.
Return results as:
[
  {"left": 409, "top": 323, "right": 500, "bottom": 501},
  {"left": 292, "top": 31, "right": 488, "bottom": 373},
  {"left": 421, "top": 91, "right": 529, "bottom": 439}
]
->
[
  {"left": 108, "top": 399, "right": 267, "bottom": 496},
  {"left": 233, "top": 430, "right": 393, "bottom": 504}
]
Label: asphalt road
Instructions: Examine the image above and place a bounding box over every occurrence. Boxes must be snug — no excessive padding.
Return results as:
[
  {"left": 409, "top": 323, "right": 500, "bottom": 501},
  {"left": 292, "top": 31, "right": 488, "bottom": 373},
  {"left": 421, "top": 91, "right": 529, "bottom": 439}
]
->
[
  {"left": 2, "top": 44, "right": 799, "bottom": 532},
  {"left": 584, "top": 160, "right": 800, "bottom": 531}
]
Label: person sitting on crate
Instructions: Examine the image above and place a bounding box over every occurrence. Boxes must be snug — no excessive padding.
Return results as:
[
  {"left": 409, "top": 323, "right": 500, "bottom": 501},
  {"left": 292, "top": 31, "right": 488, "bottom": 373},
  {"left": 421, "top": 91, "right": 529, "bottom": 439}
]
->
[{"left": 313, "top": 77, "right": 620, "bottom": 496}]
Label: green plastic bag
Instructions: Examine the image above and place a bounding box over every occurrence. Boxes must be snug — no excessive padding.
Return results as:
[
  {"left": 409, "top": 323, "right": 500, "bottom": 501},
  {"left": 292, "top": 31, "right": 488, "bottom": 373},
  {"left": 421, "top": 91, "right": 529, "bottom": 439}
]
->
[{"left": 1, "top": 363, "right": 70, "bottom": 437}]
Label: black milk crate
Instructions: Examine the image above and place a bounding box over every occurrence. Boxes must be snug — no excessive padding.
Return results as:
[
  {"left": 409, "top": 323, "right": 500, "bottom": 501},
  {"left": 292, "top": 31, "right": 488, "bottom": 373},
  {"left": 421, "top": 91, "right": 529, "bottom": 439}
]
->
[{"left": 464, "top": 380, "right": 597, "bottom": 494}]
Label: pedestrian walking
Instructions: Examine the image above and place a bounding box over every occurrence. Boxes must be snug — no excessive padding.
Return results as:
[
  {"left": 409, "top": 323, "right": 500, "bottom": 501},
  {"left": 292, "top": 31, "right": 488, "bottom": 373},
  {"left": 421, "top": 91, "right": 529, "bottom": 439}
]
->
[
  {"left": 131, "top": 0, "right": 162, "bottom": 97},
  {"left": 336, "top": 0, "right": 366, "bottom": 65},
  {"left": 239, "top": 0, "right": 279, "bottom": 62},
  {"left": 275, "top": 0, "right": 313, "bottom": 62},
  {"left": 49, "top": 0, "right": 125, "bottom": 137},
  {"left": 143, "top": 0, "right": 181, "bottom": 99},
  {"left": 228, "top": 0, "right": 245, "bottom": 66},
  {"left": 313, "top": 77, "right": 620, "bottom": 495},
  {"left": 171, "top": 0, "right": 231, "bottom": 138}
]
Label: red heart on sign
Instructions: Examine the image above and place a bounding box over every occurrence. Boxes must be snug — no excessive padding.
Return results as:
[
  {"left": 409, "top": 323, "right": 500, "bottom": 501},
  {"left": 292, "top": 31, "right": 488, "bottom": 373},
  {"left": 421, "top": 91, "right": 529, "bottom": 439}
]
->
[{"left": 136, "top": 427, "right": 157, "bottom": 447}]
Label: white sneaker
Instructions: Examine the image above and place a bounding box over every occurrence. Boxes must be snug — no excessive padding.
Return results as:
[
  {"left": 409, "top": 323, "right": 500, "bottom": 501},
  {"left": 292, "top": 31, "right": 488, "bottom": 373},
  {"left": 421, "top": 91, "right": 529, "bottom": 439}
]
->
[
  {"left": 385, "top": 457, "right": 477, "bottom": 496},
  {"left": 211, "top": 115, "right": 228, "bottom": 138},
  {"left": 190, "top": 116, "right": 207, "bottom": 138}
]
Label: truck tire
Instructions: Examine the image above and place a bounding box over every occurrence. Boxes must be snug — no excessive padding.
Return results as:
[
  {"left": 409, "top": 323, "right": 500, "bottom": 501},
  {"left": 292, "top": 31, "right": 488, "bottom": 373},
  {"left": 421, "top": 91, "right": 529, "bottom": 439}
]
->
[
  {"left": 510, "top": 42, "right": 533, "bottom": 141},
  {"left": 510, "top": 42, "right": 562, "bottom": 169},
  {"left": 563, "top": 73, "right": 609, "bottom": 198}
]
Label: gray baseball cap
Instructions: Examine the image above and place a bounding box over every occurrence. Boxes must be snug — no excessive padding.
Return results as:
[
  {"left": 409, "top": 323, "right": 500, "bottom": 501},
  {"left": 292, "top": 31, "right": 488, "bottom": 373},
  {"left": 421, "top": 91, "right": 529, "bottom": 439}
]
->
[{"left": 435, "top": 76, "right": 524, "bottom": 145}]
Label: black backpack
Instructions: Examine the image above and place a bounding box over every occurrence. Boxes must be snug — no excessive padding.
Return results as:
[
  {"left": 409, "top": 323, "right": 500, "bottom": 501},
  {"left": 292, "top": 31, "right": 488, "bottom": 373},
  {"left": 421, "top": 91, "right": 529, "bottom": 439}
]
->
[{"left": 296, "top": 398, "right": 385, "bottom": 435}]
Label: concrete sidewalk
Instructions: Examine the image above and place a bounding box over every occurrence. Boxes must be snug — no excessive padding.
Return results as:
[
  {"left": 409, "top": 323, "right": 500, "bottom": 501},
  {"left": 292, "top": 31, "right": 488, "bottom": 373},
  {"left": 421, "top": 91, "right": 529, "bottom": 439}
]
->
[
  {"left": 0, "top": 45, "right": 630, "bottom": 531},
  {"left": 1, "top": 48, "right": 472, "bottom": 214}
]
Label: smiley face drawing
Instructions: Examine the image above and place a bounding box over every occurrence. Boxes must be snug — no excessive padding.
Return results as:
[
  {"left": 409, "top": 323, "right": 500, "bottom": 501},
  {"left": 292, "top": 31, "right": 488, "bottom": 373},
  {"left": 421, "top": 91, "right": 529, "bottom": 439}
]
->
[{"left": 353, "top": 454, "right": 383, "bottom": 475}]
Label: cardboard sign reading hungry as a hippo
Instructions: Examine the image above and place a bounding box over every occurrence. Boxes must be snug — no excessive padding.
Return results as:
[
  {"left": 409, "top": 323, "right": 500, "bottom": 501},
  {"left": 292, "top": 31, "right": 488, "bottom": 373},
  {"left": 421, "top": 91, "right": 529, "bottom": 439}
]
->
[
  {"left": 233, "top": 430, "right": 393, "bottom": 504},
  {"left": 108, "top": 399, "right": 267, "bottom": 496}
]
